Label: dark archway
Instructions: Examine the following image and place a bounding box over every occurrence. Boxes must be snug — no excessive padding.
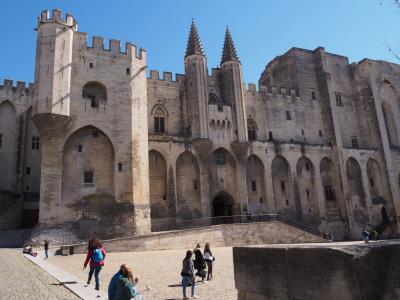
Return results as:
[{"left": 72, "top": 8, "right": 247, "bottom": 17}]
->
[{"left": 212, "top": 192, "right": 234, "bottom": 217}]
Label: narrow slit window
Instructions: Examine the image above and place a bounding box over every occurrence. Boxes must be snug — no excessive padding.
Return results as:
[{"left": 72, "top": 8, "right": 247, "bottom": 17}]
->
[
  {"left": 251, "top": 181, "right": 257, "bottom": 192},
  {"left": 32, "top": 137, "right": 40, "bottom": 150}
]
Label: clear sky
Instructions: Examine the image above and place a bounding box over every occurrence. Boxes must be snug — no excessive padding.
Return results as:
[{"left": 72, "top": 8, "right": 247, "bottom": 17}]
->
[{"left": 0, "top": 0, "right": 399, "bottom": 84}]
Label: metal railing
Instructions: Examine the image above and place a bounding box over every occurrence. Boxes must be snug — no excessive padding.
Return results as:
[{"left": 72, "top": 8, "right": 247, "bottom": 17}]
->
[{"left": 150, "top": 213, "right": 324, "bottom": 238}]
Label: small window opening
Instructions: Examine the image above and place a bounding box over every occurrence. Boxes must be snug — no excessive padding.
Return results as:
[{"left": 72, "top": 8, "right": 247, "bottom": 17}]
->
[
  {"left": 126, "top": 68, "right": 131, "bottom": 75},
  {"left": 26, "top": 167, "right": 31, "bottom": 175},
  {"left": 154, "top": 117, "right": 165, "bottom": 133},
  {"left": 259, "top": 197, "right": 263, "bottom": 204},
  {"left": 305, "top": 163, "right": 310, "bottom": 171},
  {"left": 26, "top": 186, "right": 30, "bottom": 191},
  {"left": 78, "top": 145, "right": 83, "bottom": 152},
  {"left": 335, "top": 93, "right": 343, "bottom": 107},
  {"left": 301, "top": 129, "right": 304, "bottom": 135},
  {"left": 84, "top": 171, "right": 94, "bottom": 184},
  {"left": 215, "top": 152, "right": 225, "bottom": 166},
  {"left": 268, "top": 131, "right": 273, "bottom": 141},
  {"left": 89, "top": 95, "right": 98, "bottom": 108},
  {"left": 324, "top": 185, "right": 335, "bottom": 201},
  {"left": 251, "top": 181, "right": 257, "bottom": 192},
  {"left": 280, "top": 180, "right": 286, "bottom": 191},
  {"left": 319, "top": 130, "right": 323, "bottom": 137},
  {"left": 0, "top": 134, "right": 2, "bottom": 147},
  {"left": 32, "top": 137, "right": 40, "bottom": 150},
  {"left": 193, "top": 179, "right": 199, "bottom": 190},
  {"left": 351, "top": 136, "right": 358, "bottom": 149},
  {"left": 118, "top": 162, "right": 123, "bottom": 172},
  {"left": 369, "top": 177, "right": 374, "bottom": 187},
  {"left": 89, "top": 63, "right": 93, "bottom": 68},
  {"left": 306, "top": 188, "right": 310, "bottom": 199},
  {"left": 311, "top": 90, "right": 316, "bottom": 100},
  {"left": 286, "top": 110, "right": 291, "bottom": 120},
  {"left": 286, "top": 199, "right": 289, "bottom": 206}
]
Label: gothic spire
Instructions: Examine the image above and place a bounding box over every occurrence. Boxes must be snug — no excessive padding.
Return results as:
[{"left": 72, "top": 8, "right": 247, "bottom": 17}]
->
[
  {"left": 185, "top": 19, "right": 205, "bottom": 59},
  {"left": 221, "top": 27, "right": 239, "bottom": 65}
]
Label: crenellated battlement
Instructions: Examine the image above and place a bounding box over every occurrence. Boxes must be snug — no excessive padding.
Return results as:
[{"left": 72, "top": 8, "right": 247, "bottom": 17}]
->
[
  {"left": 148, "top": 70, "right": 185, "bottom": 83},
  {"left": 0, "top": 79, "right": 34, "bottom": 95},
  {"left": 38, "top": 9, "right": 77, "bottom": 31},
  {"left": 245, "top": 83, "right": 299, "bottom": 98},
  {"left": 78, "top": 34, "right": 146, "bottom": 61}
]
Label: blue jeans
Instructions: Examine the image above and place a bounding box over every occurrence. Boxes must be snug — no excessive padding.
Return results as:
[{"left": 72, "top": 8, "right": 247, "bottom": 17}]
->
[
  {"left": 182, "top": 276, "right": 195, "bottom": 297},
  {"left": 45, "top": 250, "right": 48, "bottom": 259},
  {"left": 88, "top": 265, "right": 103, "bottom": 289}
]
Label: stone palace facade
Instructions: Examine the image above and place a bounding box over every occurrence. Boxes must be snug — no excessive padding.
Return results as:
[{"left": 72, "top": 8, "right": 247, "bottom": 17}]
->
[{"left": 1, "top": 9, "right": 400, "bottom": 239}]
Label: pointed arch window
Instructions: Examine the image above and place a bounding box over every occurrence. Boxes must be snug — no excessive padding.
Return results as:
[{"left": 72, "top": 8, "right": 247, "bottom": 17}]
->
[
  {"left": 247, "top": 118, "right": 258, "bottom": 141},
  {"left": 209, "top": 93, "right": 224, "bottom": 112},
  {"left": 152, "top": 104, "right": 168, "bottom": 133}
]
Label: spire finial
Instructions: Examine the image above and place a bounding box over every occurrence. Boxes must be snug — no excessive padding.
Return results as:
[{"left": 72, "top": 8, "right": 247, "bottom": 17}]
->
[
  {"left": 185, "top": 19, "right": 205, "bottom": 59},
  {"left": 221, "top": 26, "right": 239, "bottom": 65}
]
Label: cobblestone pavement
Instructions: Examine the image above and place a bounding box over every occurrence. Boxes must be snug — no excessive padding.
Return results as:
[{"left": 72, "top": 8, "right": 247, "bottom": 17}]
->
[
  {"left": 0, "top": 248, "right": 80, "bottom": 300},
  {"left": 49, "top": 247, "right": 237, "bottom": 300}
]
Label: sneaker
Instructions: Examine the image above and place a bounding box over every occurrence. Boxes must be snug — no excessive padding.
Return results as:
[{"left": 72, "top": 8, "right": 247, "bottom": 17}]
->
[
  {"left": 192, "top": 295, "right": 199, "bottom": 299},
  {"left": 86, "top": 280, "right": 90, "bottom": 284},
  {"left": 95, "top": 286, "right": 99, "bottom": 291},
  {"left": 183, "top": 297, "right": 190, "bottom": 300}
]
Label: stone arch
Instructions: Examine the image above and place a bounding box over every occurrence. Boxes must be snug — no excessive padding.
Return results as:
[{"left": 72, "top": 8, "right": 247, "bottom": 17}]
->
[
  {"left": 320, "top": 157, "right": 338, "bottom": 208},
  {"left": 271, "top": 155, "right": 293, "bottom": 215},
  {"left": 212, "top": 191, "right": 234, "bottom": 217},
  {"left": 346, "top": 157, "right": 368, "bottom": 227},
  {"left": 176, "top": 151, "right": 201, "bottom": 219},
  {"left": 208, "top": 148, "right": 240, "bottom": 214},
  {"left": 296, "top": 156, "right": 319, "bottom": 223},
  {"left": 0, "top": 101, "right": 17, "bottom": 191},
  {"left": 61, "top": 126, "right": 115, "bottom": 205},
  {"left": 149, "top": 150, "right": 168, "bottom": 222},
  {"left": 366, "top": 158, "right": 384, "bottom": 201},
  {"left": 381, "top": 101, "right": 399, "bottom": 147},
  {"left": 245, "top": 155, "right": 266, "bottom": 214},
  {"left": 82, "top": 81, "right": 107, "bottom": 108}
]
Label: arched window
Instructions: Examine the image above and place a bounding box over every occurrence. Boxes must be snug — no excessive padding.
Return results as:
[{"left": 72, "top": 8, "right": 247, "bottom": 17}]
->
[
  {"left": 82, "top": 82, "right": 107, "bottom": 108},
  {"left": 247, "top": 118, "right": 258, "bottom": 141},
  {"left": 151, "top": 104, "right": 168, "bottom": 133}
]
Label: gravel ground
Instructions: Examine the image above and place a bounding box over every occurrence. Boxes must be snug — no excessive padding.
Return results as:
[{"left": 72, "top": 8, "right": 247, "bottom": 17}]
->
[
  {"left": 0, "top": 248, "right": 80, "bottom": 300},
  {"left": 49, "top": 246, "right": 237, "bottom": 300}
]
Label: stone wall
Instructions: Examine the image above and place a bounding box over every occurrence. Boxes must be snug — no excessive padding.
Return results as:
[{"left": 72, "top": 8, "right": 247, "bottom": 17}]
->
[
  {"left": 69, "top": 221, "right": 325, "bottom": 254},
  {"left": 234, "top": 241, "right": 400, "bottom": 300}
]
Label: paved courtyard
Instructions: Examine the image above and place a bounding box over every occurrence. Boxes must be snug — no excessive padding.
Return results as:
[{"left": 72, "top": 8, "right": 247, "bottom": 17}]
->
[
  {"left": 49, "top": 246, "right": 237, "bottom": 300},
  {"left": 0, "top": 248, "right": 80, "bottom": 300}
]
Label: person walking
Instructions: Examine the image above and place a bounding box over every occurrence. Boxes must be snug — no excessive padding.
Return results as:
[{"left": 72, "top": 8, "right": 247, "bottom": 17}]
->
[
  {"left": 193, "top": 243, "right": 207, "bottom": 283},
  {"left": 204, "top": 242, "right": 214, "bottom": 280},
  {"left": 83, "top": 239, "right": 106, "bottom": 291},
  {"left": 44, "top": 240, "right": 49, "bottom": 259},
  {"left": 114, "top": 267, "right": 142, "bottom": 300},
  {"left": 180, "top": 250, "right": 198, "bottom": 300}
]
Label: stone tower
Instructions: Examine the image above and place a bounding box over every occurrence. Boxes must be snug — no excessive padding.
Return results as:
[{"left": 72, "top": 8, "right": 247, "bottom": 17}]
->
[
  {"left": 220, "top": 27, "right": 247, "bottom": 142},
  {"left": 184, "top": 20, "right": 209, "bottom": 140}
]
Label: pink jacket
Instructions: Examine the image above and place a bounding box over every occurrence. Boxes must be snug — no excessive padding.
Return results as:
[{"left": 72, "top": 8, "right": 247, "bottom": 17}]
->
[{"left": 84, "top": 247, "right": 106, "bottom": 269}]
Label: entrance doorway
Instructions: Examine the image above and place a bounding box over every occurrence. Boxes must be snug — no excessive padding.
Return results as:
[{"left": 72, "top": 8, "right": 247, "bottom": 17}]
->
[{"left": 212, "top": 192, "right": 234, "bottom": 217}]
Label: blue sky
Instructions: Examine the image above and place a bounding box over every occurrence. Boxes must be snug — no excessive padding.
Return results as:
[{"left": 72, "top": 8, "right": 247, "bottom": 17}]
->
[{"left": 0, "top": 0, "right": 399, "bottom": 84}]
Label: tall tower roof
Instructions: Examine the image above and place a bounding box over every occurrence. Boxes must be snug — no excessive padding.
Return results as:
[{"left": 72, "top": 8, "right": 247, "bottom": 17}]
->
[
  {"left": 185, "top": 19, "right": 205, "bottom": 59},
  {"left": 221, "top": 27, "right": 239, "bottom": 65}
]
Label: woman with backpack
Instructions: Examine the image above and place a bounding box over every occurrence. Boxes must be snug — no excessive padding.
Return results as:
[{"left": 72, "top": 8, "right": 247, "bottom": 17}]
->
[
  {"left": 83, "top": 239, "right": 106, "bottom": 291},
  {"left": 203, "top": 242, "right": 214, "bottom": 280},
  {"left": 181, "top": 250, "right": 198, "bottom": 299}
]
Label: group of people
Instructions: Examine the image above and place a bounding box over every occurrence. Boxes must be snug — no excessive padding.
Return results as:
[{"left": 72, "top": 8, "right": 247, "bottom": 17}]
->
[
  {"left": 362, "top": 229, "right": 379, "bottom": 243},
  {"left": 180, "top": 242, "right": 215, "bottom": 300},
  {"left": 84, "top": 239, "right": 143, "bottom": 300}
]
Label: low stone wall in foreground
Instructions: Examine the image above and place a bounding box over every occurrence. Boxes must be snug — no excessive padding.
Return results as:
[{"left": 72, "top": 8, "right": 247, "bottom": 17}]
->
[
  {"left": 233, "top": 241, "right": 400, "bottom": 300},
  {"left": 69, "top": 221, "right": 325, "bottom": 254}
]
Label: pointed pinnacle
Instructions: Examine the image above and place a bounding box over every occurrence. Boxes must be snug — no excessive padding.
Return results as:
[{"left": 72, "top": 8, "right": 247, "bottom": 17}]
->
[
  {"left": 185, "top": 19, "right": 205, "bottom": 59},
  {"left": 221, "top": 27, "right": 239, "bottom": 65}
]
